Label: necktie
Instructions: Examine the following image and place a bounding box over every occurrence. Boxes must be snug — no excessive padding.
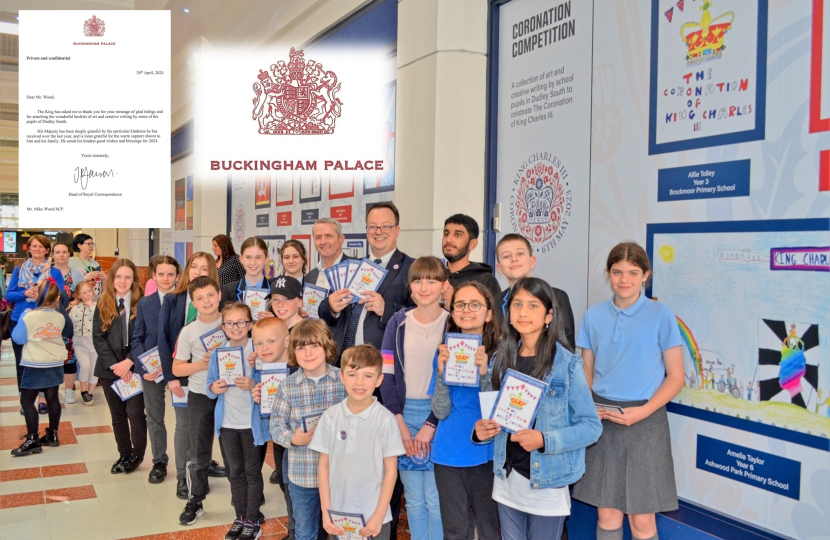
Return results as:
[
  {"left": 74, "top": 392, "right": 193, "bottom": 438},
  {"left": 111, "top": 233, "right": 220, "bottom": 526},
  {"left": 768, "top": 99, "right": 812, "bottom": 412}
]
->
[
  {"left": 185, "top": 302, "right": 198, "bottom": 325},
  {"left": 343, "top": 259, "right": 383, "bottom": 350},
  {"left": 118, "top": 298, "right": 128, "bottom": 347},
  {"left": 502, "top": 291, "right": 509, "bottom": 316}
]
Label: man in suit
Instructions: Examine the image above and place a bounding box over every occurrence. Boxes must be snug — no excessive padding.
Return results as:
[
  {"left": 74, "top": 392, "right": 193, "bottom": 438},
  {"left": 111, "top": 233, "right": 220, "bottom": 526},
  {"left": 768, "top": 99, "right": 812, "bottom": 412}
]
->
[
  {"left": 131, "top": 256, "right": 180, "bottom": 487},
  {"left": 305, "top": 218, "right": 351, "bottom": 290}
]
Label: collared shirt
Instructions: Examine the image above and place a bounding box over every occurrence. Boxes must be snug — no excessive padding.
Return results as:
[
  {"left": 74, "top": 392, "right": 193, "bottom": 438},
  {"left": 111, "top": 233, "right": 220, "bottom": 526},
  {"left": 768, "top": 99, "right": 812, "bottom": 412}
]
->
[
  {"left": 158, "top": 290, "right": 167, "bottom": 305},
  {"left": 354, "top": 249, "right": 395, "bottom": 346},
  {"left": 315, "top": 253, "right": 345, "bottom": 290},
  {"left": 269, "top": 364, "right": 346, "bottom": 488}
]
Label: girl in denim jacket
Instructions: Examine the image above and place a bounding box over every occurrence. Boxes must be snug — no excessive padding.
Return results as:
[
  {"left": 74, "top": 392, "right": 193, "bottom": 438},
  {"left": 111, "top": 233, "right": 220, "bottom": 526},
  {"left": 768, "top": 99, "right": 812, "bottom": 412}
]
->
[{"left": 475, "top": 277, "right": 601, "bottom": 540}]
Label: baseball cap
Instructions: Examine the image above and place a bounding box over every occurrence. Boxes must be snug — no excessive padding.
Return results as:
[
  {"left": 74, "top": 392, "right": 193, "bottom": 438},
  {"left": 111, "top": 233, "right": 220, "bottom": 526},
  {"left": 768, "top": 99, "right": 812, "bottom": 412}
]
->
[{"left": 270, "top": 275, "right": 303, "bottom": 300}]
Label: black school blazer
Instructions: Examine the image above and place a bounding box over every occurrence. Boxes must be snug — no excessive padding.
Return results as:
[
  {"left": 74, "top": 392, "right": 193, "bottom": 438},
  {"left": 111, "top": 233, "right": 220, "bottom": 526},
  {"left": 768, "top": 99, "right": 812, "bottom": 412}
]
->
[{"left": 92, "top": 301, "right": 136, "bottom": 380}]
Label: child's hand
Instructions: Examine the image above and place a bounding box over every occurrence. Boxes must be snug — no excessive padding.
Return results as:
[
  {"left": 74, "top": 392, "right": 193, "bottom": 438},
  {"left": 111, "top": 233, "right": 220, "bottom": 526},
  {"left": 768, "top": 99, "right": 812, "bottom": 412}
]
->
[
  {"left": 396, "top": 415, "right": 415, "bottom": 457},
  {"left": 195, "top": 352, "right": 210, "bottom": 371},
  {"left": 322, "top": 512, "right": 345, "bottom": 536},
  {"left": 474, "top": 345, "right": 489, "bottom": 376},
  {"left": 604, "top": 405, "right": 647, "bottom": 426},
  {"left": 168, "top": 379, "right": 185, "bottom": 399},
  {"left": 251, "top": 382, "right": 263, "bottom": 403},
  {"left": 143, "top": 369, "right": 162, "bottom": 382},
  {"left": 360, "top": 514, "right": 384, "bottom": 538},
  {"left": 474, "top": 418, "right": 500, "bottom": 441},
  {"left": 211, "top": 379, "right": 229, "bottom": 395},
  {"left": 290, "top": 426, "right": 314, "bottom": 446},
  {"left": 247, "top": 350, "right": 258, "bottom": 368},
  {"left": 436, "top": 344, "right": 449, "bottom": 374},
  {"left": 510, "top": 429, "right": 544, "bottom": 452},
  {"left": 235, "top": 376, "right": 255, "bottom": 391},
  {"left": 413, "top": 424, "right": 435, "bottom": 458},
  {"left": 112, "top": 359, "right": 134, "bottom": 379}
]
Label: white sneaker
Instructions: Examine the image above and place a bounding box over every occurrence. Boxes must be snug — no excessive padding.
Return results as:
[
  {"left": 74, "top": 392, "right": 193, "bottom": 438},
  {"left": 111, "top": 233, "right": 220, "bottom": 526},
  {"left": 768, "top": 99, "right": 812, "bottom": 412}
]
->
[{"left": 65, "top": 389, "right": 77, "bottom": 404}]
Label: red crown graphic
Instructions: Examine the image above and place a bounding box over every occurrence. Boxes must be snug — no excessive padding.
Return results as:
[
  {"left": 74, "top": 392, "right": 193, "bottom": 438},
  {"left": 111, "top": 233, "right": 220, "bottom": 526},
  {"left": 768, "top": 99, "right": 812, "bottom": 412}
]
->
[
  {"left": 454, "top": 349, "right": 470, "bottom": 364},
  {"left": 509, "top": 392, "right": 527, "bottom": 410},
  {"left": 252, "top": 48, "right": 343, "bottom": 135},
  {"left": 342, "top": 524, "right": 356, "bottom": 534},
  {"left": 266, "top": 383, "right": 278, "bottom": 395},
  {"left": 84, "top": 15, "right": 105, "bottom": 37}
]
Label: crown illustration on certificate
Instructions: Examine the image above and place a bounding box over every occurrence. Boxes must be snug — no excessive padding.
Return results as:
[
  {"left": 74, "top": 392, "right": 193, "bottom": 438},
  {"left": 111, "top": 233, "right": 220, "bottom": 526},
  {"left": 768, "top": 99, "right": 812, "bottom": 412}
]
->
[
  {"left": 443, "top": 333, "right": 482, "bottom": 388},
  {"left": 326, "top": 510, "right": 367, "bottom": 540},
  {"left": 137, "top": 346, "right": 165, "bottom": 384},
  {"left": 490, "top": 369, "right": 547, "bottom": 434},
  {"left": 199, "top": 327, "right": 228, "bottom": 353},
  {"left": 216, "top": 346, "right": 245, "bottom": 386},
  {"left": 345, "top": 259, "right": 388, "bottom": 303}
]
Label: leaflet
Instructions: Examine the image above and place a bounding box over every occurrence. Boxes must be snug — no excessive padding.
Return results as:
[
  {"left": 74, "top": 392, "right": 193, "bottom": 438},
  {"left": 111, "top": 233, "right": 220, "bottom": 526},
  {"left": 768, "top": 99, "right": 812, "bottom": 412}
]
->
[
  {"left": 259, "top": 368, "right": 289, "bottom": 417},
  {"left": 114, "top": 373, "right": 144, "bottom": 401},
  {"left": 302, "top": 411, "right": 324, "bottom": 432},
  {"left": 326, "top": 510, "right": 367, "bottom": 540},
  {"left": 137, "top": 346, "right": 164, "bottom": 384},
  {"left": 244, "top": 288, "right": 270, "bottom": 320},
  {"left": 216, "top": 346, "right": 245, "bottom": 386},
  {"left": 346, "top": 259, "right": 387, "bottom": 303},
  {"left": 302, "top": 283, "right": 328, "bottom": 320},
  {"left": 443, "top": 333, "right": 481, "bottom": 388},
  {"left": 19, "top": 11, "right": 171, "bottom": 228},
  {"left": 199, "top": 327, "right": 228, "bottom": 353},
  {"left": 490, "top": 369, "right": 548, "bottom": 434}
]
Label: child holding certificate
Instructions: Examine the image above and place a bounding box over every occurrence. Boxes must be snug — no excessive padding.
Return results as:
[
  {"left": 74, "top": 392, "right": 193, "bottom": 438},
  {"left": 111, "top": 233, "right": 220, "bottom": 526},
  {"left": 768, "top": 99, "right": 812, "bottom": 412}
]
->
[
  {"left": 379, "top": 256, "right": 450, "bottom": 540},
  {"left": 172, "top": 276, "right": 224, "bottom": 526},
  {"left": 11, "top": 279, "right": 73, "bottom": 456},
  {"left": 572, "top": 243, "right": 684, "bottom": 540},
  {"left": 220, "top": 237, "right": 273, "bottom": 318},
  {"left": 310, "top": 345, "right": 406, "bottom": 540},
  {"left": 474, "top": 278, "right": 601, "bottom": 540},
  {"left": 431, "top": 282, "right": 501, "bottom": 540},
  {"left": 269, "top": 319, "right": 346, "bottom": 540},
  {"left": 269, "top": 275, "right": 304, "bottom": 328},
  {"left": 69, "top": 281, "right": 98, "bottom": 406},
  {"left": 207, "top": 302, "right": 268, "bottom": 540}
]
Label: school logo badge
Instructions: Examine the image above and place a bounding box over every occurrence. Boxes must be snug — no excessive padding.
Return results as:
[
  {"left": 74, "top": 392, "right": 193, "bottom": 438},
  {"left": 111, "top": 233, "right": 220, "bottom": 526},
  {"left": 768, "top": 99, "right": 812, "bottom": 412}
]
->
[
  {"left": 509, "top": 153, "right": 572, "bottom": 252},
  {"left": 251, "top": 48, "right": 343, "bottom": 135},
  {"left": 83, "top": 15, "right": 105, "bottom": 37}
]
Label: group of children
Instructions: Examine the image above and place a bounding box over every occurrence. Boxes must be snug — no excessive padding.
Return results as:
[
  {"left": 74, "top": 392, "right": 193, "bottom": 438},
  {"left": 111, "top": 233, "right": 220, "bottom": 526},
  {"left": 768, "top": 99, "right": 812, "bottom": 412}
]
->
[{"left": 9, "top": 230, "right": 685, "bottom": 540}]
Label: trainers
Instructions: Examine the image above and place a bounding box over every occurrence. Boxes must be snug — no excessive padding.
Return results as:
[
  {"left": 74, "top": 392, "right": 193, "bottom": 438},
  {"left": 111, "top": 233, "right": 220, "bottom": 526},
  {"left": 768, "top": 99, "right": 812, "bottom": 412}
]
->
[
  {"left": 38, "top": 402, "right": 47, "bottom": 414},
  {"left": 179, "top": 499, "right": 204, "bottom": 525},
  {"left": 81, "top": 391, "right": 94, "bottom": 406},
  {"left": 225, "top": 518, "right": 246, "bottom": 540},
  {"left": 238, "top": 521, "right": 261, "bottom": 540},
  {"left": 65, "top": 389, "right": 77, "bottom": 404}
]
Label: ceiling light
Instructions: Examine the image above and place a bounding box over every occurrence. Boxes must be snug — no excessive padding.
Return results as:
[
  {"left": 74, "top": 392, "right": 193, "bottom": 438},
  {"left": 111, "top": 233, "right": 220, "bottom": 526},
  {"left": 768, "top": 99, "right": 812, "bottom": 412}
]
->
[{"left": 183, "top": 7, "right": 190, "bottom": 13}]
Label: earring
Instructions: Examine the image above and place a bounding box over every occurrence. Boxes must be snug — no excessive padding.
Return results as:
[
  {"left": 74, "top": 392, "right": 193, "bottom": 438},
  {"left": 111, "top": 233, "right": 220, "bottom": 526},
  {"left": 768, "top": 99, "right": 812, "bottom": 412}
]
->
[{"left": 545, "top": 323, "right": 549, "bottom": 330}]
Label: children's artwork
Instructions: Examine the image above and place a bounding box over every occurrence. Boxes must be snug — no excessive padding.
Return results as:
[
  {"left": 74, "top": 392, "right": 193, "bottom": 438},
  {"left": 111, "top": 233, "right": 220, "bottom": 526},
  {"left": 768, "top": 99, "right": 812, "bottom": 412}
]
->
[
  {"left": 490, "top": 369, "right": 547, "bottom": 434},
  {"left": 137, "top": 346, "right": 164, "bottom": 384},
  {"left": 260, "top": 367, "right": 289, "bottom": 416},
  {"left": 443, "top": 333, "right": 482, "bottom": 388},
  {"left": 302, "top": 411, "right": 324, "bottom": 432},
  {"left": 172, "top": 386, "right": 189, "bottom": 408},
  {"left": 346, "top": 259, "right": 387, "bottom": 303},
  {"left": 758, "top": 320, "right": 820, "bottom": 409},
  {"left": 114, "top": 373, "right": 144, "bottom": 401},
  {"left": 478, "top": 391, "right": 498, "bottom": 419},
  {"left": 216, "top": 346, "right": 245, "bottom": 386},
  {"left": 199, "top": 327, "right": 228, "bottom": 353},
  {"left": 326, "top": 510, "right": 367, "bottom": 540},
  {"left": 244, "top": 288, "right": 270, "bottom": 320},
  {"left": 594, "top": 403, "right": 625, "bottom": 415},
  {"left": 303, "top": 283, "right": 328, "bottom": 320}
]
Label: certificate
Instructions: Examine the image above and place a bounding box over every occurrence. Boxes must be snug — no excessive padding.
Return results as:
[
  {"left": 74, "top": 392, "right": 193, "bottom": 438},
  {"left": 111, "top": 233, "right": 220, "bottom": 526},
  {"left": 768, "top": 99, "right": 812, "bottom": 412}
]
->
[
  {"left": 259, "top": 368, "right": 289, "bottom": 416},
  {"left": 335, "top": 263, "right": 350, "bottom": 292},
  {"left": 490, "top": 369, "right": 548, "bottom": 434},
  {"left": 443, "top": 333, "right": 481, "bottom": 388},
  {"left": 303, "top": 283, "right": 328, "bottom": 320},
  {"left": 594, "top": 403, "right": 625, "bottom": 415},
  {"left": 324, "top": 267, "right": 340, "bottom": 291},
  {"left": 216, "top": 346, "right": 245, "bottom": 386},
  {"left": 114, "top": 373, "right": 144, "bottom": 401},
  {"left": 346, "top": 259, "right": 387, "bottom": 303},
  {"left": 199, "top": 327, "right": 228, "bottom": 353},
  {"left": 302, "top": 411, "right": 324, "bottom": 432},
  {"left": 137, "top": 346, "right": 164, "bottom": 384},
  {"left": 19, "top": 11, "right": 171, "bottom": 228},
  {"left": 172, "top": 386, "right": 189, "bottom": 408},
  {"left": 479, "top": 391, "right": 498, "bottom": 419},
  {"left": 244, "top": 288, "right": 270, "bottom": 320},
  {"left": 326, "top": 510, "right": 367, "bottom": 540},
  {"left": 345, "top": 259, "right": 360, "bottom": 287}
]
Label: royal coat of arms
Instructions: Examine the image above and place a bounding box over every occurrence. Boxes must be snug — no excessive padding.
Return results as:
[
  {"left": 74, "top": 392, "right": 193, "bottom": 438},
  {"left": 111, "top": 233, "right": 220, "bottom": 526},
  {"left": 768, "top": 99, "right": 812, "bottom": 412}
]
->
[
  {"left": 251, "top": 48, "right": 343, "bottom": 135},
  {"left": 84, "top": 15, "right": 105, "bottom": 37}
]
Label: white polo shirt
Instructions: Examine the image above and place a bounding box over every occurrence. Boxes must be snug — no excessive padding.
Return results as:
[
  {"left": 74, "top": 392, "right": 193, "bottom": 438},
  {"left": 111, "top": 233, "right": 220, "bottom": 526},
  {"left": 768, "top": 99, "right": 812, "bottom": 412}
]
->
[{"left": 309, "top": 397, "right": 405, "bottom": 523}]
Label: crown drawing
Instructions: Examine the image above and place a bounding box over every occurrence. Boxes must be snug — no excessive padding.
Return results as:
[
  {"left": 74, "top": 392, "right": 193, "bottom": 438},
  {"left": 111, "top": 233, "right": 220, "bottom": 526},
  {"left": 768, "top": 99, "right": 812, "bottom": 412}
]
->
[
  {"left": 266, "top": 383, "right": 279, "bottom": 395},
  {"left": 249, "top": 297, "right": 261, "bottom": 308},
  {"left": 360, "top": 272, "right": 373, "bottom": 285},
  {"left": 342, "top": 524, "right": 357, "bottom": 534},
  {"left": 680, "top": 2, "right": 734, "bottom": 64},
  {"left": 252, "top": 47, "right": 343, "bottom": 135},
  {"left": 84, "top": 15, "right": 106, "bottom": 37},
  {"left": 223, "top": 356, "right": 237, "bottom": 371},
  {"left": 525, "top": 176, "right": 554, "bottom": 225},
  {"left": 307, "top": 297, "right": 318, "bottom": 305},
  {"left": 454, "top": 348, "right": 470, "bottom": 364},
  {"left": 509, "top": 392, "right": 527, "bottom": 410}
]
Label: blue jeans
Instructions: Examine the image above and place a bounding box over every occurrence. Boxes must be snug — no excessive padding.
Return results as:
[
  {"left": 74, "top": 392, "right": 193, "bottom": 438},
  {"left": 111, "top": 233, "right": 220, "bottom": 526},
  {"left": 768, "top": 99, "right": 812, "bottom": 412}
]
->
[
  {"left": 288, "top": 479, "right": 320, "bottom": 540},
  {"left": 399, "top": 398, "right": 442, "bottom": 540},
  {"left": 497, "top": 503, "right": 565, "bottom": 540}
]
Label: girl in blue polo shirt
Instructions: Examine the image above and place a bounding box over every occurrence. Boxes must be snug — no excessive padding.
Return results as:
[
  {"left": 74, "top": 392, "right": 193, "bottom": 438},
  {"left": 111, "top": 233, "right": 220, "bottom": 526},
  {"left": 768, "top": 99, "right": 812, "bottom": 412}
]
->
[
  {"left": 432, "top": 282, "right": 501, "bottom": 540},
  {"left": 572, "top": 242, "right": 684, "bottom": 540}
]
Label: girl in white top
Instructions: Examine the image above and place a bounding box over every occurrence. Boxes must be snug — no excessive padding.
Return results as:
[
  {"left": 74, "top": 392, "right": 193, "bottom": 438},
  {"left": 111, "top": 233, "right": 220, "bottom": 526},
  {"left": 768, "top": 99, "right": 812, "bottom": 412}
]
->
[{"left": 69, "top": 281, "right": 98, "bottom": 405}]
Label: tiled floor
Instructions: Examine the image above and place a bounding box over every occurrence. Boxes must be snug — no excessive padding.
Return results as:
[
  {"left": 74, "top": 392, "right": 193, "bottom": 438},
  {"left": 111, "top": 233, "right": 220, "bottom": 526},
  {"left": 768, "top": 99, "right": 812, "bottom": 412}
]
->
[{"left": 0, "top": 341, "right": 413, "bottom": 540}]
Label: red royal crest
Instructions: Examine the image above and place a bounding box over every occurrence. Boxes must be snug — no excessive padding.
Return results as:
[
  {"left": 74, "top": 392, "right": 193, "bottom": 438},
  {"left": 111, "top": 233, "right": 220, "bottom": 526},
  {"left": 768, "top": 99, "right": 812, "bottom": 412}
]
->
[
  {"left": 84, "top": 15, "right": 105, "bottom": 37},
  {"left": 251, "top": 48, "right": 343, "bottom": 135},
  {"left": 514, "top": 160, "right": 566, "bottom": 244}
]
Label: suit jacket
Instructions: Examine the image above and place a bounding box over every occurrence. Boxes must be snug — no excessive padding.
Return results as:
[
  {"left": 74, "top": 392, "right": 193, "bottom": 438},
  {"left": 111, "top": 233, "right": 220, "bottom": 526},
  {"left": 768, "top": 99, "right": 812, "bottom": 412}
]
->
[
  {"left": 304, "top": 253, "right": 351, "bottom": 290},
  {"left": 93, "top": 300, "right": 137, "bottom": 380},
  {"left": 496, "top": 286, "right": 576, "bottom": 351},
  {"left": 131, "top": 292, "right": 165, "bottom": 378},
  {"left": 157, "top": 291, "right": 189, "bottom": 386},
  {"left": 220, "top": 276, "right": 272, "bottom": 310},
  {"left": 319, "top": 249, "right": 415, "bottom": 364}
]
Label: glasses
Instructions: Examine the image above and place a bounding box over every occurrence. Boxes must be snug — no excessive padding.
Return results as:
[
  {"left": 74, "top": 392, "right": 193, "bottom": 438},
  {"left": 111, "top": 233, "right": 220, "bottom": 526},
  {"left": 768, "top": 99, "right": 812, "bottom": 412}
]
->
[
  {"left": 83, "top": 242, "right": 95, "bottom": 247},
  {"left": 223, "top": 321, "right": 251, "bottom": 329},
  {"left": 452, "top": 301, "right": 485, "bottom": 312},
  {"left": 366, "top": 224, "right": 396, "bottom": 234}
]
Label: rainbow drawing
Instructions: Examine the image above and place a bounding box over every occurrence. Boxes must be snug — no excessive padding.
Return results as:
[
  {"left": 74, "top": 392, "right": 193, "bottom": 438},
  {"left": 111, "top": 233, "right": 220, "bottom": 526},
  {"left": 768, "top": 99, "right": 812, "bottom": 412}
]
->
[
  {"left": 677, "top": 317, "right": 703, "bottom": 382},
  {"left": 779, "top": 325, "right": 806, "bottom": 397}
]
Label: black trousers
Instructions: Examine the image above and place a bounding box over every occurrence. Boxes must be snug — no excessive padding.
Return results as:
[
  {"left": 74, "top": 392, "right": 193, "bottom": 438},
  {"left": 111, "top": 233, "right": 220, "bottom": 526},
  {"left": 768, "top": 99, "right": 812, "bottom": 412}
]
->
[
  {"left": 101, "top": 377, "right": 147, "bottom": 458},
  {"left": 187, "top": 391, "right": 216, "bottom": 502},
  {"left": 434, "top": 463, "right": 501, "bottom": 540},
  {"left": 221, "top": 428, "right": 264, "bottom": 522}
]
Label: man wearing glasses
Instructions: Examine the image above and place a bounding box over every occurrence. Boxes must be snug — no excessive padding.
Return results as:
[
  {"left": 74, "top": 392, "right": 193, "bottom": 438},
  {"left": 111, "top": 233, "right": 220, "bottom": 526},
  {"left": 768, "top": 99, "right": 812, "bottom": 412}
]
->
[{"left": 68, "top": 233, "right": 106, "bottom": 299}]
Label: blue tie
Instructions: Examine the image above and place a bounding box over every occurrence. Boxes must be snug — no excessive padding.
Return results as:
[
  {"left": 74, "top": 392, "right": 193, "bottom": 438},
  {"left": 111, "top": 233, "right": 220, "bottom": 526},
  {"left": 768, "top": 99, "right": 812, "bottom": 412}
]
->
[
  {"left": 502, "top": 291, "right": 509, "bottom": 316},
  {"left": 343, "top": 259, "right": 382, "bottom": 350}
]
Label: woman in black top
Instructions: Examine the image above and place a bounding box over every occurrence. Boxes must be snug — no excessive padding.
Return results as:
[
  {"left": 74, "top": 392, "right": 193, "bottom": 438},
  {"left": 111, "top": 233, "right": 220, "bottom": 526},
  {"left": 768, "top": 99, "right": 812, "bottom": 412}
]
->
[{"left": 213, "top": 234, "right": 245, "bottom": 288}]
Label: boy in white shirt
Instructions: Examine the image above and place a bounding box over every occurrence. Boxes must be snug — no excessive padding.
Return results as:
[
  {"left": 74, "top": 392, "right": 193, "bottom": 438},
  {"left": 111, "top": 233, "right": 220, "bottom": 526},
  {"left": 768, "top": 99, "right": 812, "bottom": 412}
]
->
[{"left": 310, "top": 344, "right": 405, "bottom": 540}]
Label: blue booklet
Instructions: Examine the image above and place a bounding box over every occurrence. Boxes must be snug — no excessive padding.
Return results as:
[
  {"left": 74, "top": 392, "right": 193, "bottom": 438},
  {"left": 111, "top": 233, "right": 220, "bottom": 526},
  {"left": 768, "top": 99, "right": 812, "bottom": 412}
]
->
[{"left": 490, "top": 368, "right": 548, "bottom": 434}]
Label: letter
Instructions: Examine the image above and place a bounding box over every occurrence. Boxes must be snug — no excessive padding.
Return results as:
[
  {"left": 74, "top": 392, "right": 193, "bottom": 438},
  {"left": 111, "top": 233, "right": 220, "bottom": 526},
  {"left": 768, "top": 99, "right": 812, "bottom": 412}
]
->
[
  {"left": 740, "top": 78, "right": 749, "bottom": 91},
  {"left": 306, "top": 160, "right": 316, "bottom": 170},
  {"left": 324, "top": 160, "right": 333, "bottom": 170},
  {"left": 682, "top": 73, "right": 693, "bottom": 84},
  {"left": 375, "top": 160, "right": 384, "bottom": 170},
  {"left": 211, "top": 161, "right": 219, "bottom": 170}
]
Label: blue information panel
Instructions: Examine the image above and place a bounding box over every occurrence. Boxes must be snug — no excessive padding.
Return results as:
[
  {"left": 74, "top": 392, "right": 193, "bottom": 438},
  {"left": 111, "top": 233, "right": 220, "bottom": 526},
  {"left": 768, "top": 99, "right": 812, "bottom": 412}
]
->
[
  {"left": 696, "top": 435, "right": 801, "bottom": 500},
  {"left": 301, "top": 209, "right": 319, "bottom": 225},
  {"left": 657, "top": 159, "right": 750, "bottom": 202}
]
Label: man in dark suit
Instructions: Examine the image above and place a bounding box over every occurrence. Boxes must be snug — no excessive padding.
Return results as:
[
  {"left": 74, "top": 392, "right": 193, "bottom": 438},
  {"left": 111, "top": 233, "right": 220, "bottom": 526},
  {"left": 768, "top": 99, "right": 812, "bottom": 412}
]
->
[{"left": 304, "top": 217, "right": 351, "bottom": 290}]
